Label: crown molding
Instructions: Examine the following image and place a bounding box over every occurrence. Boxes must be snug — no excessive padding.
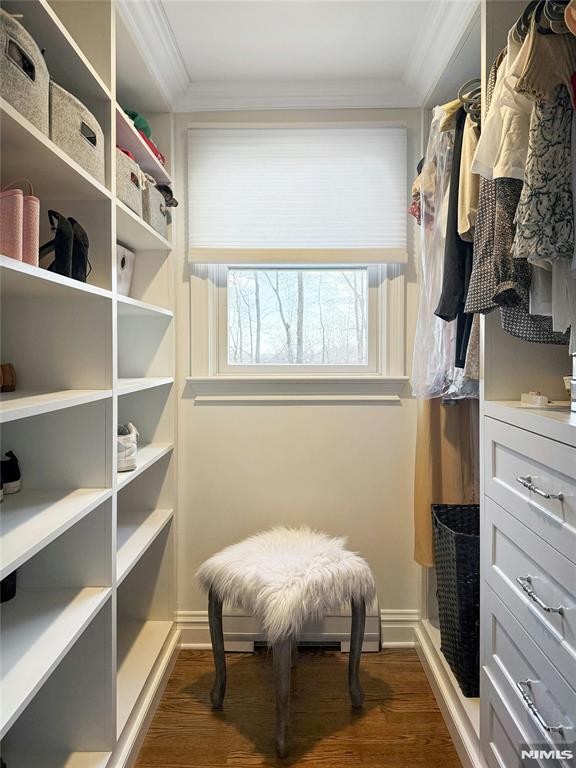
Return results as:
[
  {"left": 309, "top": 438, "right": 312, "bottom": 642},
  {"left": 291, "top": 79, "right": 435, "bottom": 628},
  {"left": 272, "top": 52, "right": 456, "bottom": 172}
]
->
[
  {"left": 117, "top": 0, "right": 190, "bottom": 109},
  {"left": 405, "top": 0, "right": 480, "bottom": 103},
  {"left": 175, "top": 78, "right": 420, "bottom": 112},
  {"left": 120, "top": 0, "right": 480, "bottom": 113}
]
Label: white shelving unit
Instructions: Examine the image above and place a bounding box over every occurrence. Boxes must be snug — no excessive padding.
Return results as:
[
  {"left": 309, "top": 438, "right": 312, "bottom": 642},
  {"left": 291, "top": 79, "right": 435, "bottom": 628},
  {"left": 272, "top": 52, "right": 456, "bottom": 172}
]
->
[{"left": 0, "top": 1, "right": 178, "bottom": 765}]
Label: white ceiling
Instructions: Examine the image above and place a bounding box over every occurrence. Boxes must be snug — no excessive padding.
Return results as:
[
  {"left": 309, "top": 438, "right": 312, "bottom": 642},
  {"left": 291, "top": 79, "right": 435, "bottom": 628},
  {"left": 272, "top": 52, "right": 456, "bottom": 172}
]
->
[{"left": 120, "top": 0, "right": 480, "bottom": 112}]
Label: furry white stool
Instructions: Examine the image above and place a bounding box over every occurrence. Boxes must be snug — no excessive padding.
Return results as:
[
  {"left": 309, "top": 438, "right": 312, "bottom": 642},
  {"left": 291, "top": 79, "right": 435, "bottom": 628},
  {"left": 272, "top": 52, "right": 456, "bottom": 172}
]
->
[{"left": 197, "top": 526, "right": 376, "bottom": 758}]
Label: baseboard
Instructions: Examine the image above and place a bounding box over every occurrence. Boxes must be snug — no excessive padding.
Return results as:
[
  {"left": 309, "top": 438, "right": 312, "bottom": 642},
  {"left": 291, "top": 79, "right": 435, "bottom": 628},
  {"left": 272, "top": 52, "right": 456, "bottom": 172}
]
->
[
  {"left": 415, "top": 620, "right": 484, "bottom": 768},
  {"left": 109, "top": 628, "right": 180, "bottom": 768},
  {"left": 177, "top": 608, "right": 418, "bottom": 650}
]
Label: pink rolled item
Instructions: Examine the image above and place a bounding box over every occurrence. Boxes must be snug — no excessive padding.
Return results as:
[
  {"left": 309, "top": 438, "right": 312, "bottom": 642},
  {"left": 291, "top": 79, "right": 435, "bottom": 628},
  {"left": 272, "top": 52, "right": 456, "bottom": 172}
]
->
[
  {"left": 0, "top": 187, "right": 23, "bottom": 260},
  {"left": 22, "top": 189, "right": 40, "bottom": 266}
]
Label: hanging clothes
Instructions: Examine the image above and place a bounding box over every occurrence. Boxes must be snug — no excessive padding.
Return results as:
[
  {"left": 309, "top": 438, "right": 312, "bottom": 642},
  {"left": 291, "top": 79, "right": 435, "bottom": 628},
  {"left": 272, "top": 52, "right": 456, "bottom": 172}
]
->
[
  {"left": 458, "top": 115, "right": 480, "bottom": 242},
  {"left": 511, "top": 85, "right": 574, "bottom": 268},
  {"left": 411, "top": 107, "right": 477, "bottom": 399},
  {"left": 434, "top": 107, "right": 475, "bottom": 369}
]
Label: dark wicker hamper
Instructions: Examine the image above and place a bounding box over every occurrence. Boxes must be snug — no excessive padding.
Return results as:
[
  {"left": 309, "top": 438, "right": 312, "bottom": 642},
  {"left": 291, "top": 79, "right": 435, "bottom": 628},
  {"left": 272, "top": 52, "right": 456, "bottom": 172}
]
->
[{"left": 432, "top": 504, "right": 480, "bottom": 697}]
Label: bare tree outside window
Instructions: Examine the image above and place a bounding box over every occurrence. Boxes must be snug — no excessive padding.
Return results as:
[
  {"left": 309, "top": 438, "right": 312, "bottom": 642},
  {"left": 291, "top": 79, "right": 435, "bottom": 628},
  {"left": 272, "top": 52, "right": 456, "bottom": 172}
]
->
[{"left": 227, "top": 268, "right": 368, "bottom": 365}]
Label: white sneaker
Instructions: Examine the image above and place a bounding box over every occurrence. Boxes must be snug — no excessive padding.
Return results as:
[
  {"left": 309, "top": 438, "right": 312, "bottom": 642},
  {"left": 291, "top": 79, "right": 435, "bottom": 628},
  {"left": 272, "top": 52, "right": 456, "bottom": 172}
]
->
[{"left": 117, "top": 423, "right": 139, "bottom": 471}]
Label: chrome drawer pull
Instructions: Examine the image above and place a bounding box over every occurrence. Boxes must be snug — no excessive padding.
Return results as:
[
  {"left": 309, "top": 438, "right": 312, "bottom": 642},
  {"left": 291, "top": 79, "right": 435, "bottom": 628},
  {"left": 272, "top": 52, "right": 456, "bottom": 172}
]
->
[
  {"left": 516, "top": 680, "right": 573, "bottom": 734},
  {"left": 516, "top": 576, "right": 565, "bottom": 615},
  {"left": 516, "top": 475, "right": 564, "bottom": 501}
]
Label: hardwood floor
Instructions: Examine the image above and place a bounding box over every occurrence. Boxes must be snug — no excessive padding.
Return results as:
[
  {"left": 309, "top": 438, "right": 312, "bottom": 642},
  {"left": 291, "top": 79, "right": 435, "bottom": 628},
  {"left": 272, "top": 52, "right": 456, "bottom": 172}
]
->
[{"left": 135, "top": 648, "right": 462, "bottom": 768}]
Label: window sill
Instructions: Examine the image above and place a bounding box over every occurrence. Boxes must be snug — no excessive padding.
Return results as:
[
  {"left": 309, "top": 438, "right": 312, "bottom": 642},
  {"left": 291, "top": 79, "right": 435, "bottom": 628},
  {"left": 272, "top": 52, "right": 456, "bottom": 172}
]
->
[{"left": 185, "top": 375, "right": 409, "bottom": 404}]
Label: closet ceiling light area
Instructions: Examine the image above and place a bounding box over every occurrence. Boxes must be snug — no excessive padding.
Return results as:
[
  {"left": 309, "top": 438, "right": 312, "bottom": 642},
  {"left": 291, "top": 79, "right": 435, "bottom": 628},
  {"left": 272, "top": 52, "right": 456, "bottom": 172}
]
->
[{"left": 119, "top": 0, "right": 480, "bottom": 110}]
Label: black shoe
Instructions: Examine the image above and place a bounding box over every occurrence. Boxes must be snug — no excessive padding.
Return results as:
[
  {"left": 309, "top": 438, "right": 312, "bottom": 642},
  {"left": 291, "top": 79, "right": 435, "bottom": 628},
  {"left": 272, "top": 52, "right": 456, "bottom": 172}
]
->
[
  {"left": 39, "top": 210, "right": 73, "bottom": 278},
  {"left": 0, "top": 451, "right": 21, "bottom": 494},
  {"left": 69, "top": 218, "right": 92, "bottom": 282}
]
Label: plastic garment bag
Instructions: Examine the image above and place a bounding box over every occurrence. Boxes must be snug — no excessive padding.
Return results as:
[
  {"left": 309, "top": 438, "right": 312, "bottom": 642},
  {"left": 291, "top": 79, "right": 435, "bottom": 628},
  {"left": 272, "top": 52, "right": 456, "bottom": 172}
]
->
[{"left": 412, "top": 106, "right": 479, "bottom": 400}]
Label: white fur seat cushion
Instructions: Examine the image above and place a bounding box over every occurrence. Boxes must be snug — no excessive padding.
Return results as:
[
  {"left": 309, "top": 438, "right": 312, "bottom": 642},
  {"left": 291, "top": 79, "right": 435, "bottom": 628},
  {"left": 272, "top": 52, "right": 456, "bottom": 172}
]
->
[{"left": 197, "top": 526, "right": 376, "bottom": 645}]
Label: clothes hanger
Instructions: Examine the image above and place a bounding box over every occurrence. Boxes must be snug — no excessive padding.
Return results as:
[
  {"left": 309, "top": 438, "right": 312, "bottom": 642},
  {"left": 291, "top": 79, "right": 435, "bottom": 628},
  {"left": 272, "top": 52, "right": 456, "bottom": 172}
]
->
[{"left": 458, "top": 78, "right": 482, "bottom": 126}]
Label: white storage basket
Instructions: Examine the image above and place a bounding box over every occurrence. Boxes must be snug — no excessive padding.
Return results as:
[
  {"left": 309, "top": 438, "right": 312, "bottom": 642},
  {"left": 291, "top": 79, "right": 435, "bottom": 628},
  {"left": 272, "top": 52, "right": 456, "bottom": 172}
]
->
[
  {"left": 116, "top": 149, "right": 142, "bottom": 217},
  {"left": 50, "top": 81, "right": 105, "bottom": 184},
  {"left": 116, "top": 245, "right": 135, "bottom": 297},
  {"left": 0, "top": 9, "right": 49, "bottom": 134},
  {"left": 142, "top": 183, "right": 168, "bottom": 238}
]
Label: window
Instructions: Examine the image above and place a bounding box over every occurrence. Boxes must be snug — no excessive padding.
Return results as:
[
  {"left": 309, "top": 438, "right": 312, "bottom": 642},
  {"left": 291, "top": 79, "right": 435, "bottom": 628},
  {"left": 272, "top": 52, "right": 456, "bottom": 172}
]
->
[
  {"left": 188, "top": 124, "right": 407, "bottom": 383},
  {"left": 188, "top": 126, "right": 407, "bottom": 261},
  {"left": 216, "top": 265, "right": 383, "bottom": 373}
]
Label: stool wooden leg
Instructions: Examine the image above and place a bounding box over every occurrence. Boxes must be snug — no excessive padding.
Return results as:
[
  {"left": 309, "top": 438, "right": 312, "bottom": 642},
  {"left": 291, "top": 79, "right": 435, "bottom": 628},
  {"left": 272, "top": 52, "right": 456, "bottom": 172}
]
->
[
  {"left": 348, "top": 597, "right": 366, "bottom": 709},
  {"left": 208, "top": 588, "right": 226, "bottom": 709},
  {"left": 273, "top": 638, "right": 292, "bottom": 758}
]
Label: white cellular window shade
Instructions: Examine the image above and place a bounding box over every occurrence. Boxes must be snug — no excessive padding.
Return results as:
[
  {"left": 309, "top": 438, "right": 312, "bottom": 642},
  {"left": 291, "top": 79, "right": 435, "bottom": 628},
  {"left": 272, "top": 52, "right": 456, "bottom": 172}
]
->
[{"left": 187, "top": 126, "right": 407, "bottom": 263}]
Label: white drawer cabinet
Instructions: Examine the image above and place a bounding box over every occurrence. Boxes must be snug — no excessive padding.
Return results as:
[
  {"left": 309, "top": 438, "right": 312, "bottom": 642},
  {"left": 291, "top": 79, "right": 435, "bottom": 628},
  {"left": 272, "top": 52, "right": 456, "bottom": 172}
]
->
[
  {"left": 483, "top": 585, "right": 576, "bottom": 766},
  {"left": 481, "top": 671, "right": 550, "bottom": 768},
  {"left": 484, "top": 417, "right": 576, "bottom": 564},
  {"left": 484, "top": 496, "right": 576, "bottom": 689}
]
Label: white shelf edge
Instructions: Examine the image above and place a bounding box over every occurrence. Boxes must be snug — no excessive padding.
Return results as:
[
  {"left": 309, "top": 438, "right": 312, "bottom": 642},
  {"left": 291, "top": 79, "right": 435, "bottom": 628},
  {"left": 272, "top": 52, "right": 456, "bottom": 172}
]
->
[
  {"left": 116, "top": 294, "right": 174, "bottom": 318},
  {"left": 193, "top": 394, "right": 401, "bottom": 403},
  {"left": 0, "top": 389, "right": 113, "bottom": 424},
  {"left": 415, "top": 619, "right": 481, "bottom": 768},
  {"left": 116, "top": 378, "right": 174, "bottom": 396},
  {"left": 116, "top": 620, "right": 173, "bottom": 736},
  {"left": 116, "top": 199, "right": 173, "bottom": 251},
  {"left": 11, "top": 751, "right": 112, "bottom": 768},
  {"left": 116, "top": 443, "right": 174, "bottom": 491},
  {"left": 0, "top": 587, "right": 112, "bottom": 738},
  {"left": 0, "top": 255, "right": 112, "bottom": 300},
  {"left": 1, "top": 99, "right": 113, "bottom": 202},
  {"left": 0, "top": 487, "right": 113, "bottom": 580},
  {"left": 115, "top": 104, "right": 172, "bottom": 184},
  {"left": 116, "top": 508, "right": 174, "bottom": 586}
]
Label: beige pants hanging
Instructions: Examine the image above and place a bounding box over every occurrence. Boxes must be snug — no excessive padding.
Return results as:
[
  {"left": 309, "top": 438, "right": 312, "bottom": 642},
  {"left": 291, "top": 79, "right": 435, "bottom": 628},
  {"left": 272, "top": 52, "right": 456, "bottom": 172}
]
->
[{"left": 413, "top": 397, "right": 479, "bottom": 567}]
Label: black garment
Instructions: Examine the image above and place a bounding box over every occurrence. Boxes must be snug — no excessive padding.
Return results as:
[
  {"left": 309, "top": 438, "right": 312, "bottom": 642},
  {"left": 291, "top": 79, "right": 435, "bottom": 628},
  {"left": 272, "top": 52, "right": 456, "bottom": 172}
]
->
[{"left": 434, "top": 107, "right": 474, "bottom": 367}]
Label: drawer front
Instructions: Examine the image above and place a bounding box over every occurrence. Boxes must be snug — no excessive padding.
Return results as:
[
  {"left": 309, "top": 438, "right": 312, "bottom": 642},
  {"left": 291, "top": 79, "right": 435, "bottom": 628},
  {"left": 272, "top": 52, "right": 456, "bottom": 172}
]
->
[
  {"left": 483, "top": 586, "right": 576, "bottom": 766},
  {"left": 485, "top": 418, "right": 576, "bottom": 564},
  {"left": 482, "top": 671, "right": 550, "bottom": 768},
  {"left": 484, "top": 497, "right": 576, "bottom": 689}
]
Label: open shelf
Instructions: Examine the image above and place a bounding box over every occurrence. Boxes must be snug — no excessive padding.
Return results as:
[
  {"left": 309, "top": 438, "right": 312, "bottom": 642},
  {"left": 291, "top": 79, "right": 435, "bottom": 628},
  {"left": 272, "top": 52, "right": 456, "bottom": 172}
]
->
[
  {"left": 0, "top": 488, "right": 112, "bottom": 580},
  {"left": 116, "top": 620, "right": 172, "bottom": 736},
  {"left": 117, "top": 294, "right": 173, "bottom": 318},
  {"left": 116, "top": 200, "right": 172, "bottom": 252},
  {"left": 116, "top": 443, "right": 173, "bottom": 491},
  {"left": 0, "top": 100, "right": 112, "bottom": 202},
  {"left": 1, "top": 0, "right": 111, "bottom": 103},
  {"left": 0, "top": 256, "right": 113, "bottom": 302},
  {"left": 0, "top": 389, "right": 113, "bottom": 424},
  {"left": 117, "top": 508, "right": 174, "bottom": 585},
  {"left": 117, "top": 378, "right": 174, "bottom": 396},
  {"left": 0, "top": 587, "right": 111, "bottom": 737},
  {"left": 115, "top": 105, "right": 172, "bottom": 184}
]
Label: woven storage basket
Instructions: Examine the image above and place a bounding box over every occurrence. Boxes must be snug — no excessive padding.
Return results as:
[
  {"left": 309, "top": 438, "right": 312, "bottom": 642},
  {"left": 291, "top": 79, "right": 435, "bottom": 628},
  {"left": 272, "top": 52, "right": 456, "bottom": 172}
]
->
[
  {"left": 432, "top": 504, "right": 480, "bottom": 697},
  {"left": 0, "top": 9, "right": 49, "bottom": 134},
  {"left": 116, "top": 149, "right": 142, "bottom": 217},
  {"left": 50, "top": 81, "right": 105, "bottom": 184},
  {"left": 142, "top": 183, "right": 168, "bottom": 238}
]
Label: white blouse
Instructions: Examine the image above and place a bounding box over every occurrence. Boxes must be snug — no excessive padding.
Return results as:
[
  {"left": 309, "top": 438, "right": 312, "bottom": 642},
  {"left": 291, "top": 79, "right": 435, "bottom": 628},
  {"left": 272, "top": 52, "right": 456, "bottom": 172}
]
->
[{"left": 471, "top": 27, "right": 532, "bottom": 181}]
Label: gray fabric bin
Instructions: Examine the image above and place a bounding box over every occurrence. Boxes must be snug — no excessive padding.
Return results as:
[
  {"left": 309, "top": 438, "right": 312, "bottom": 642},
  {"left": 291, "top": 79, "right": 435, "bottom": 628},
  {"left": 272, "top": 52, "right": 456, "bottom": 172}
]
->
[
  {"left": 50, "top": 81, "right": 105, "bottom": 184},
  {"left": 0, "top": 9, "right": 49, "bottom": 134},
  {"left": 116, "top": 149, "right": 142, "bottom": 217},
  {"left": 142, "top": 183, "right": 168, "bottom": 238}
]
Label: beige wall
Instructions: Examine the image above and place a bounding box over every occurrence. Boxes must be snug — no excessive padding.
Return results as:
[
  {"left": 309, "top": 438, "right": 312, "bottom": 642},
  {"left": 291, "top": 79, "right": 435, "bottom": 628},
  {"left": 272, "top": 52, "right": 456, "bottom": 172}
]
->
[{"left": 173, "top": 109, "right": 422, "bottom": 624}]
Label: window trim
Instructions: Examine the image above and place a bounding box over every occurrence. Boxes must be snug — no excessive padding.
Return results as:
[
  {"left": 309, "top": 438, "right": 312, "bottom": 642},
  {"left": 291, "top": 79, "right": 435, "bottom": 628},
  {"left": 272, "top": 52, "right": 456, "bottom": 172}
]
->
[
  {"left": 185, "top": 261, "right": 408, "bottom": 401},
  {"left": 214, "top": 264, "right": 382, "bottom": 376}
]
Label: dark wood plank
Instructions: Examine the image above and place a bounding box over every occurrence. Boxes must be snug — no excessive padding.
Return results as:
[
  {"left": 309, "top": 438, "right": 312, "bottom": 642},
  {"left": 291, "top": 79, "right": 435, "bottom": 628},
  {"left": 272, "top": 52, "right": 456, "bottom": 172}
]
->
[{"left": 135, "top": 648, "right": 463, "bottom": 768}]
